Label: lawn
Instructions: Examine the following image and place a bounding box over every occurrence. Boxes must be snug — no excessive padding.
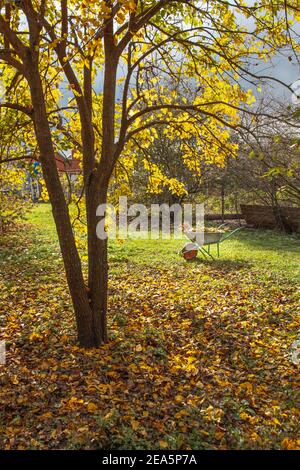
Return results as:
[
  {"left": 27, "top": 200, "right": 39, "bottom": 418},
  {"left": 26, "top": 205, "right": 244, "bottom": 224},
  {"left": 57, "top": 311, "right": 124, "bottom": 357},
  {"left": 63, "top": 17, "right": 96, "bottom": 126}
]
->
[
  {"left": 28, "top": 203, "right": 300, "bottom": 281},
  {"left": 0, "top": 203, "right": 299, "bottom": 450}
]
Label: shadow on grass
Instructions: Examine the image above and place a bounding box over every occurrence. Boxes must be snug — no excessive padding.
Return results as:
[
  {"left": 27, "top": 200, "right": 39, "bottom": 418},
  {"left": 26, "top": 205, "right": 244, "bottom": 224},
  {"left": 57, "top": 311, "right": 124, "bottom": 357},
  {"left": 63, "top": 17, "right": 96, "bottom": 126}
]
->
[
  {"left": 186, "top": 256, "right": 252, "bottom": 272},
  {"left": 233, "top": 229, "right": 300, "bottom": 254},
  {"left": 0, "top": 226, "right": 61, "bottom": 282}
]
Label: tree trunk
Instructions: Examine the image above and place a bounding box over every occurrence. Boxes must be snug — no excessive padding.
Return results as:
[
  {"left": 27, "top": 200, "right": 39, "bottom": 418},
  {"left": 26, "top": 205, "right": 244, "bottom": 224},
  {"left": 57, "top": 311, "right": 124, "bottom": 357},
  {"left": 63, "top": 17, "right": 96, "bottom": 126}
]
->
[
  {"left": 221, "top": 180, "right": 225, "bottom": 223},
  {"left": 87, "top": 186, "right": 109, "bottom": 345},
  {"left": 83, "top": 21, "right": 119, "bottom": 345},
  {"left": 26, "top": 56, "right": 99, "bottom": 348}
]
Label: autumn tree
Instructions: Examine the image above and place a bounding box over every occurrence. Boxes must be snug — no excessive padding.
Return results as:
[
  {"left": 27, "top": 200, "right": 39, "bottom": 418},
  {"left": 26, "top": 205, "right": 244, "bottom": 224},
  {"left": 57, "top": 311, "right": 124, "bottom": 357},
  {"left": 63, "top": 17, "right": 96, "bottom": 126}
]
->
[
  {"left": 0, "top": 103, "right": 31, "bottom": 232},
  {"left": 0, "top": 0, "right": 299, "bottom": 347}
]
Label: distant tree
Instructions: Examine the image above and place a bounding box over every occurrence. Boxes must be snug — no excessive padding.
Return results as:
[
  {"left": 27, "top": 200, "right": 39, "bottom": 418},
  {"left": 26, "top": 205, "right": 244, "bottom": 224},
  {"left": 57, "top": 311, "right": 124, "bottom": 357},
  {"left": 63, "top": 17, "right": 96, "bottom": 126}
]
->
[{"left": 238, "top": 101, "right": 300, "bottom": 203}]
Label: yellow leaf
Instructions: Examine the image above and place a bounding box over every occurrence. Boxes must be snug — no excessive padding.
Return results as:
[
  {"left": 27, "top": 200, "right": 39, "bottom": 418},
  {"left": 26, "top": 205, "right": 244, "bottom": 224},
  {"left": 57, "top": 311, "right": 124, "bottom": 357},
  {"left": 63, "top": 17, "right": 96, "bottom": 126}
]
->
[
  {"left": 41, "top": 412, "right": 52, "bottom": 419},
  {"left": 87, "top": 402, "right": 98, "bottom": 413},
  {"left": 78, "top": 426, "right": 89, "bottom": 433},
  {"left": 60, "top": 334, "right": 68, "bottom": 343},
  {"left": 281, "top": 438, "right": 300, "bottom": 450},
  {"left": 175, "top": 394, "right": 183, "bottom": 402},
  {"left": 159, "top": 440, "right": 168, "bottom": 448},
  {"left": 131, "top": 420, "right": 139, "bottom": 430},
  {"left": 215, "top": 431, "right": 225, "bottom": 440},
  {"left": 29, "top": 332, "right": 43, "bottom": 342},
  {"left": 73, "top": 89, "right": 82, "bottom": 97}
]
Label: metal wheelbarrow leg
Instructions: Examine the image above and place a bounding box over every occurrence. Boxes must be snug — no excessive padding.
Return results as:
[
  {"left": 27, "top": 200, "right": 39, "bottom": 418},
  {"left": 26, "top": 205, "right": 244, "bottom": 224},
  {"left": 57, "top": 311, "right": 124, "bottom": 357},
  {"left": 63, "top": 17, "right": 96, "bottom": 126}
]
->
[{"left": 201, "top": 246, "right": 215, "bottom": 260}]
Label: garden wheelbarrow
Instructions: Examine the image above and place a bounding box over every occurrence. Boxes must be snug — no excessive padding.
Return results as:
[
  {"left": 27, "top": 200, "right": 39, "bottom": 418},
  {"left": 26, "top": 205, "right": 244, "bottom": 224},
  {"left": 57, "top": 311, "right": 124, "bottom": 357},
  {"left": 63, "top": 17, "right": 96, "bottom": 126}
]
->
[{"left": 181, "top": 224, "right": 244, "bottom": 260}]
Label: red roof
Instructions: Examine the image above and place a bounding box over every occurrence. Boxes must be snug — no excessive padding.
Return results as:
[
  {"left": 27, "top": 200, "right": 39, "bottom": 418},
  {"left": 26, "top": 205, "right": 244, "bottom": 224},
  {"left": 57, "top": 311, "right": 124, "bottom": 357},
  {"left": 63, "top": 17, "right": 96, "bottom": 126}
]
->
[
  {"left": 29, "top": 153, "right": 81, "bottom": 174},
  {"left": 55, "top": 154, "right": 81, "bottom": 174}
]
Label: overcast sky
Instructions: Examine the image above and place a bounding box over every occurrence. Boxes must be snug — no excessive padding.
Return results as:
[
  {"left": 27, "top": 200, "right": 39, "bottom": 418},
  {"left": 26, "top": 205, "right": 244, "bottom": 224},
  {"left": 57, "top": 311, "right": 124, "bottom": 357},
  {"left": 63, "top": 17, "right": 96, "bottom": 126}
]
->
[{"left": 247, "top": 48, "right": 300, "bottom": 104}]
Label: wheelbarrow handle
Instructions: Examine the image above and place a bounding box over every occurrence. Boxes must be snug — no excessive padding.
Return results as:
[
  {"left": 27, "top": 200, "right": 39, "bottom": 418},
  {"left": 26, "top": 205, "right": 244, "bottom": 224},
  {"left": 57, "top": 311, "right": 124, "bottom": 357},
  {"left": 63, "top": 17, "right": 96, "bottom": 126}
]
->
[
  {"left": 217, "top": 222, "right": 230, "bottom": 230},
  {"left": 220, "top": 226, "right": 244, "bottom": 242}
]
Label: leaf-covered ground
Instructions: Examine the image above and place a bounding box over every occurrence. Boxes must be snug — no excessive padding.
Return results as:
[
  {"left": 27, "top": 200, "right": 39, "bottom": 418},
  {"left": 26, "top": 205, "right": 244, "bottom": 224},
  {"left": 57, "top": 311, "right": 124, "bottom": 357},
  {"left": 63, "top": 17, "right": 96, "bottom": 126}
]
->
[{"left": 0, "top": 206, "right": 299, "bottom": 450}]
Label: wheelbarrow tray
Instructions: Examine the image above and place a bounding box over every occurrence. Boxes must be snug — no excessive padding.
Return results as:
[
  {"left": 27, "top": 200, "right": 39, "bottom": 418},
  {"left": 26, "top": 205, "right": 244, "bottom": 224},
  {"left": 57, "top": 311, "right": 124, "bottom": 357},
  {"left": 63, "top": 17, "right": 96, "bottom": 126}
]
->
[{"left": 185, "top": 230, "right": 223, "bottom": 245}]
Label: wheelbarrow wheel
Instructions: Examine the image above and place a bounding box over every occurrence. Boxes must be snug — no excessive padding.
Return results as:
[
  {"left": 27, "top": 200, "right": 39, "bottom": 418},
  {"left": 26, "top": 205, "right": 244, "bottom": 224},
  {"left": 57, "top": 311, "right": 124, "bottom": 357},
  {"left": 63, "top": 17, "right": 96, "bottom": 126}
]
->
[{"left": 181, "top": 242, "right": 198, "bottom": 260}]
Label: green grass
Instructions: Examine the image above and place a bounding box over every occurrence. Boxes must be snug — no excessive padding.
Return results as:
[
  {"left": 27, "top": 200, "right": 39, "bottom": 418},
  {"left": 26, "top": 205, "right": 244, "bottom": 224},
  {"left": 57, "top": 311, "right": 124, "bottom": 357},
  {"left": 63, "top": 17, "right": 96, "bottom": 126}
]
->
[{"left": 25, "top": 203, "right": 300, "bottom": 283}]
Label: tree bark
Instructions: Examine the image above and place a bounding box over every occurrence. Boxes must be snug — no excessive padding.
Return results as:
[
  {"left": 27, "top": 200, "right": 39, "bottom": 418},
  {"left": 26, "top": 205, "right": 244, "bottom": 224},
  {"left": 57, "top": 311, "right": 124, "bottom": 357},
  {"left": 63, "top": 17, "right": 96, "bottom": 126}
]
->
[
  {"left": 221, "top": 179, "right": 225, "bottom": 223},
  {"left": 87, "top": 185, "right": 109, "bottom": 345},
  {"left": 26, "top": 54, "right": 98, "bottom": 348},
  {"left": 84, "top": 16, "right": 119, "bottom": 345}
]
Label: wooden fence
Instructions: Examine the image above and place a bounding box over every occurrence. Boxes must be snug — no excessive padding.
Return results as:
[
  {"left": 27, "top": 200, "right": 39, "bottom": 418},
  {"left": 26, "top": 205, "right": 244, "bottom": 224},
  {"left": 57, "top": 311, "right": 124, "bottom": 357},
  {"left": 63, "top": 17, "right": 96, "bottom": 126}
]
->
[{"left": 240, "top": 204, "right": 300, "bottom": 233}]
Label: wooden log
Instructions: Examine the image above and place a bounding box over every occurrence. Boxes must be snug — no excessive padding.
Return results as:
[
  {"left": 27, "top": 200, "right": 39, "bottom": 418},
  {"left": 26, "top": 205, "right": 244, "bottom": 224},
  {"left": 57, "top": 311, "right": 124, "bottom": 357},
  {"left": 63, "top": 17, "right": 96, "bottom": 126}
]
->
[{"left": 204, "top": 213, "right": 242, "bottom": 221}]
